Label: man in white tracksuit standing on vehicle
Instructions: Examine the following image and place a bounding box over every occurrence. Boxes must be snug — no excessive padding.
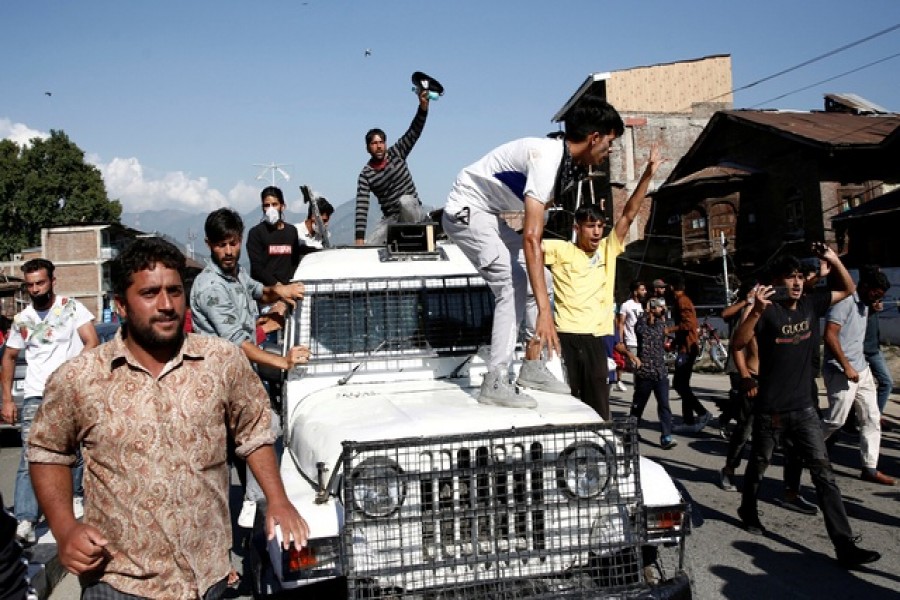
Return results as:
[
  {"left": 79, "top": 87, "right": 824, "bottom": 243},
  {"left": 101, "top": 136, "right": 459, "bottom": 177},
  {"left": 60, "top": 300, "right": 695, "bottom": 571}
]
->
[{"left": 442, "top": 96, "right": 624, "bottom": 408}]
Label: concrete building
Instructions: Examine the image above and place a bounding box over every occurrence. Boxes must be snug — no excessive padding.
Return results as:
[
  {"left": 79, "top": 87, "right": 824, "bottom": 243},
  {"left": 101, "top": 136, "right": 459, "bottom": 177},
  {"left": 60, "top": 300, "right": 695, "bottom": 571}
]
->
[
  {"left": 549, "top": 55, "right": 733, "bottom": 291},
  {"left": 0, "top": 223, "right": 201, "bottom": 321}
]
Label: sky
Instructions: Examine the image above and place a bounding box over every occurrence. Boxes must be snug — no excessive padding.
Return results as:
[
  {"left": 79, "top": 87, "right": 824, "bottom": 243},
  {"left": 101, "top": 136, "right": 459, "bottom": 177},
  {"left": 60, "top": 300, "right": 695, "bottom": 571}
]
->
[{"left": 3, "top": 1, "right": 900, "bottom": 230}]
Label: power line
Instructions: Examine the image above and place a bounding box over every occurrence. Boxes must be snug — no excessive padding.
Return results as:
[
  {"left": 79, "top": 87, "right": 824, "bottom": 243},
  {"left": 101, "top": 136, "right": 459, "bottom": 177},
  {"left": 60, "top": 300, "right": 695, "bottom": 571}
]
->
[
  {"left": 734, "top": 23, "right": 900, "bottom": 94},
  {"left": 697, "top": 23, "right": 900, "bottom": 107},
  {"left": 750, "top": 51, "right": 900, "bottom": 108}
]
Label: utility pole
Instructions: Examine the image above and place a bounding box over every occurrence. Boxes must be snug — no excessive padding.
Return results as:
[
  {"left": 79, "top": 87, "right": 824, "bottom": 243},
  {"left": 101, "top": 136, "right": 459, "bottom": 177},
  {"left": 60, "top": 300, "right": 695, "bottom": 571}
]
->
[{"left": 720, "top": 230, "right": 731, "bottom": 306}]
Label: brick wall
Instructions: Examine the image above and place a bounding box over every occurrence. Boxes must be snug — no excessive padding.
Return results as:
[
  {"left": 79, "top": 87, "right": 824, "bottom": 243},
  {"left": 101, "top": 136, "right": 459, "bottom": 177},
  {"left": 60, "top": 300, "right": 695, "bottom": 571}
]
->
[{"left": 45, "top": 229, "right": 99, "bottom": 262}]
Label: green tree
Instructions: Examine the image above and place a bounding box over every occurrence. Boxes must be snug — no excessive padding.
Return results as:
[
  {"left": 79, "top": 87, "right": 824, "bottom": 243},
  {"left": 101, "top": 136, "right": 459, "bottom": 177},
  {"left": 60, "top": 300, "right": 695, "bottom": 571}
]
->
[{"left": 0, "top": 130, "right": 121, "bottom": 260}]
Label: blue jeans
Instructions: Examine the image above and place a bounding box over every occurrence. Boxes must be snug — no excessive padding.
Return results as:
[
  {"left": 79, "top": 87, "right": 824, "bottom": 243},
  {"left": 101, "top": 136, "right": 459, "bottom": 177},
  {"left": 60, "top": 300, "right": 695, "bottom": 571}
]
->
[
  {"left": 866, "top": 351, "right": 894, "bottom": 414},
  {"left": 740, "top": 407, "right": 854, "bottom": 550},
  {"left": 630, "top": 375, "right": 673, "bottom": 440},
  {"left": 16, "top": 396, "right": 83, "bottom": 522}
]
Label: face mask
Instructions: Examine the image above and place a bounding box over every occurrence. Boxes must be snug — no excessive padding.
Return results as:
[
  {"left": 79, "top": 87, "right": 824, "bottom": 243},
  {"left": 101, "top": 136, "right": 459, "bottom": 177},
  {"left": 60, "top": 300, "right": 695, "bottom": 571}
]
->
[
  {"left": 264, "top": 206, "right": 281, "bottom": 225},
  {"left": 31, "top": 291, "right": 52, "bottom": 309}
]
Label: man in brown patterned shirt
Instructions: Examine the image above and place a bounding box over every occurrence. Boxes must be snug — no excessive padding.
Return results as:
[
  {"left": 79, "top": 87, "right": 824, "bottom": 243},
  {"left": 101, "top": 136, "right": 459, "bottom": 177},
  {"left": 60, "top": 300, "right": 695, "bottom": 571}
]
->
[{"left": 26, "top": 237, "right": 309, "bottom": 599}]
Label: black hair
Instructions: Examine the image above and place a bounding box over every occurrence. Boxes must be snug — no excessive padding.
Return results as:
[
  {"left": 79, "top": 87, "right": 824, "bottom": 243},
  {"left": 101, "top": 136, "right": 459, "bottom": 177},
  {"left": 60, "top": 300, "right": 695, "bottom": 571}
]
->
[
  {"left": 205, "top": 208, "right": 244, "bottom": 243},
  {"left": 308, "top": 197, "right": 334, "bottom": 220},
  {"left": 111, "top": 237, "right": 186, "bottom": 298},
  {"left": 260, "top": 186, "right": 285, "bottom": 206},
  {"left": 669, "top": 274, "right": 687, "bottom": 292},
  {"left": 629, "top": 279, "right": 646, "bottom": 293},
  {"left": 859, "top": 265, "right": 890, "bottom": 292},
  {"left": 563, "top": 95, "right": 625, "bottom": 142},
  {"left": 574, "top": 203, "right": 606, "bottom": 224},
  {"left": 21, "top": 258, "right": 55, "bottom": 279},
  {"left": 770, "top": 254, "right": 802, "bottom": 279},
  {"left": 365, "top": 128, "right": 386, "bottom": 145},
  {"left": 736, "top": 277, "right": 759, "bottom": 298}
]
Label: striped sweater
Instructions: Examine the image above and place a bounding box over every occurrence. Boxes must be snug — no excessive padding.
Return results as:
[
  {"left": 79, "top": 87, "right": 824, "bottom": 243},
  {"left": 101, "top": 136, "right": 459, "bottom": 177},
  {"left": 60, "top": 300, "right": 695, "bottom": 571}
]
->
[{"left": 355, "top": 107, "right": 428, "bottom": 240}]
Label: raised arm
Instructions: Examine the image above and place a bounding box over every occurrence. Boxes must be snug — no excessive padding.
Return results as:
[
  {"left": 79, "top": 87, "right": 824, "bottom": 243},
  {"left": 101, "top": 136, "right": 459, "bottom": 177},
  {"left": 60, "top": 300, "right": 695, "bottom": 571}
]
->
[
  {"left": 392, "top": 91, "right": 430, "bottom": 159},
  {"left": 613, "top": 145, "right": 662, "bottom": 243},
  {"left": 817, "top": 243, "right": 855, "bottom": 306}
]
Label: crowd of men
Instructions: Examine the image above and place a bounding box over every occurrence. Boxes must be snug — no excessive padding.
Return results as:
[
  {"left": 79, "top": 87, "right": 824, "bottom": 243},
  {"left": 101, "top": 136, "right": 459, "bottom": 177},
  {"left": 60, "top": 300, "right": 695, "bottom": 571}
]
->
[{"left": 0, "top": 92, "right": 896, "bottom": 598}]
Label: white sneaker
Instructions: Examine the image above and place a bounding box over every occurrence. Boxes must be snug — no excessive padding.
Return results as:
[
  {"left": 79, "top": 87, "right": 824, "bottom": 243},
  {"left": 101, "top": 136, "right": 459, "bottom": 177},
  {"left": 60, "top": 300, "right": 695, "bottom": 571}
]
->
[
  {"left": 73, "top": 497, "right": 84, "bottom": 520},
  {"left": 480, "top": 369, "right": 537, "bottom": 409},
  {"left": 615, "top": 380, "right": 627, "bottom": 392},
  {"left": 237, "top": 500, "right": 257, "bottom": 529},
  {"left": 16, "top": 520, "right": 36, "bottom": 546}
]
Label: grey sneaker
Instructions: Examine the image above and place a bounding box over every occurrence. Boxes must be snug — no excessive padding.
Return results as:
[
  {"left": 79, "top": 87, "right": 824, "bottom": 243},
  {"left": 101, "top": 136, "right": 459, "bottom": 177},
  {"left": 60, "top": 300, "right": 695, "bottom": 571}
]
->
[
  {"left": 516, "top": 360, "right": 570, "bottom": 395},
  {"left": 480, "top": 369, "right": 537, "bottom": 409},
  {"left": 15, "top": 520, "right": 36, "bottom": 546},
  {"left": 719, "top": 468, "right": 737, "bottom": 492}
]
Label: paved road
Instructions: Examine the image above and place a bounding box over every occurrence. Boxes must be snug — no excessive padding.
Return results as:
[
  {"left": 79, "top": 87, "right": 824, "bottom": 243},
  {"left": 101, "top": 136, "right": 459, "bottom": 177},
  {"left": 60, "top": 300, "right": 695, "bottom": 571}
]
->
[
  {"left": 5, "top": 370, "right": 898, "bottom": 599},
  {"left": 627, "top": 371, "right": 900, "bottom": 600}
]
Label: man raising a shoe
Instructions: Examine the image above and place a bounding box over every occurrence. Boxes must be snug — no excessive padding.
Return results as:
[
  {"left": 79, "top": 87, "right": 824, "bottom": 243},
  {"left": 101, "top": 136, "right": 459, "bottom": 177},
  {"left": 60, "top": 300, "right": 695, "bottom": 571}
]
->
[{"left": 733, "top": 247, "right": 881, "bottom": 569}]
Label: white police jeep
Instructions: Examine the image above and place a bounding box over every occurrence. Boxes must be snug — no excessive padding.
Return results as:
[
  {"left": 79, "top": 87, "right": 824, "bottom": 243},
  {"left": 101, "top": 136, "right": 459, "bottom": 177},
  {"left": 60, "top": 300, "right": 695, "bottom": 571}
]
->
[{"left": 248, "top": 240, "right": 692, "bottom": 599}]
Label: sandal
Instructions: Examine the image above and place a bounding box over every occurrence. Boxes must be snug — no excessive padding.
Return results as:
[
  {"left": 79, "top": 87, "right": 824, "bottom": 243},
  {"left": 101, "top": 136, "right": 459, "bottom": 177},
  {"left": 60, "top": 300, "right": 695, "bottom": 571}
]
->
[{"left": 227, "top": 569, "right": 241, "bottom": 589}]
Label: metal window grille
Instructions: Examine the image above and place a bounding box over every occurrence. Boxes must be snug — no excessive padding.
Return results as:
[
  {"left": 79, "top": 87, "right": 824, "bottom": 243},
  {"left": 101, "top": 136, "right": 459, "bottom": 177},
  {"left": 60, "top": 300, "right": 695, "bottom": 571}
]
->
[
  {"left": 293, "top": 276, "right": 494, "bottom": 361},
  {"left": 340, "top": 420, "right": 654, "bottom": 599}
]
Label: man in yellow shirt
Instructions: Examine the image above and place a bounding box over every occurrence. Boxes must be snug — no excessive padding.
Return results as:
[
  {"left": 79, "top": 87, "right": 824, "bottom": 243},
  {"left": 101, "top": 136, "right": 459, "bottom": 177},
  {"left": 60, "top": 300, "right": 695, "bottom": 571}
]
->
[{"left": 542, "top": 147, "right": 660, "bottom": 419}]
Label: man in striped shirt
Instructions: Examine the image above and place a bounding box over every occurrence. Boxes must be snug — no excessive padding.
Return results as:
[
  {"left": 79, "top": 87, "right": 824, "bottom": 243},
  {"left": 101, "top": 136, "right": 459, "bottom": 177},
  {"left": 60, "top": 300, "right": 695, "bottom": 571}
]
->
[{"left": 355, "top": 89, "right": 432, "bottom": 245}]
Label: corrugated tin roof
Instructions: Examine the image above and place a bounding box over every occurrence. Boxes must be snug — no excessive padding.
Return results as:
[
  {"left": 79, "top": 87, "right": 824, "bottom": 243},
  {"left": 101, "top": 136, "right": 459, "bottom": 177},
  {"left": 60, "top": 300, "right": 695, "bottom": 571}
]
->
[
  {"left": 663, "top": 164, "right": 756, "bottom": 189},
  {"left": 727, "top": 110, "right": 900, "bottom": 146}
]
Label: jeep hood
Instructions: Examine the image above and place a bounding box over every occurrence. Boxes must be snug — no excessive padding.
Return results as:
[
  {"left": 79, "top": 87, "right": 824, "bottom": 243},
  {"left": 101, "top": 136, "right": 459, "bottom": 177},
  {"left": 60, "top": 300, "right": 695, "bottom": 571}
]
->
[{"left": 285, "top": 378, "right": 602, "bottom": 482}]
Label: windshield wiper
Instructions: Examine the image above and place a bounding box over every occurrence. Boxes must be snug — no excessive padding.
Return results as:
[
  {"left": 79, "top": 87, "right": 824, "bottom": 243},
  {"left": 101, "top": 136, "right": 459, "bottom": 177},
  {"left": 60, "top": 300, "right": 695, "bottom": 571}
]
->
[{"left": 337, "top": 339, "right": 389, "bottom": 385}]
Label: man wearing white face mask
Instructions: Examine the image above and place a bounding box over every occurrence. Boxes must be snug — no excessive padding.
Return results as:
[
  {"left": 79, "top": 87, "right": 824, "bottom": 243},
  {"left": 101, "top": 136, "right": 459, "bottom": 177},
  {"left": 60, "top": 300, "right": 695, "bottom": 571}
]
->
[{"left": 247, "top": 186, "right": 302, "bottom": 286}]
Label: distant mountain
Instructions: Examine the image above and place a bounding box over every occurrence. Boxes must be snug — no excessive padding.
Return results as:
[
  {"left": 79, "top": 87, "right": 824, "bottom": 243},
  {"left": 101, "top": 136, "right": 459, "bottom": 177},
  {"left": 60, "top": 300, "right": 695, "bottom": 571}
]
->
[
  {"left": 121, "top": 197, "right": 436, "bottom": 262},
  {"left": 121, "top": 199, "right": 373, "bottom": 266}
]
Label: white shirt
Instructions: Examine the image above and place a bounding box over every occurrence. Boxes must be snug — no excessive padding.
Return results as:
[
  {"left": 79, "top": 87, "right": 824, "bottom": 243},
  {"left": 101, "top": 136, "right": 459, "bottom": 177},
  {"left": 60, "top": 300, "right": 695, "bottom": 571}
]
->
[
  {"left": 619, "top": 298, "right": 644, "bottom": 347},
  {"left": 445, "top": 137, "right": 564, "bottom": 215},
  {"left": 6, "top": 296, "right": 94, "bottom": 397},
  {"left": 295, "top": 221, "right": 326, "bottom": 250}
]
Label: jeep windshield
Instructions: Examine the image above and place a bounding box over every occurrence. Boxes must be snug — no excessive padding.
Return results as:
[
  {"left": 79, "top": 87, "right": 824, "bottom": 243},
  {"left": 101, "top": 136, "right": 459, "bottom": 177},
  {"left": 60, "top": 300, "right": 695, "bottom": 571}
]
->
[{"left": 290, "top": 275, "right": 494, "bottom": 361}]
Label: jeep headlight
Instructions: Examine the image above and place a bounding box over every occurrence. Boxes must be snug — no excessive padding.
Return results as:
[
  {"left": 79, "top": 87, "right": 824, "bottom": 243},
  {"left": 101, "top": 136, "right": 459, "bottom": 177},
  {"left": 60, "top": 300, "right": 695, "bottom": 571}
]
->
[
  {"left": 349, "top": 457, "right": 406, "bottom": 517},
  {"left": 559, "top": 442, "right": 611, "bottom": 499}
]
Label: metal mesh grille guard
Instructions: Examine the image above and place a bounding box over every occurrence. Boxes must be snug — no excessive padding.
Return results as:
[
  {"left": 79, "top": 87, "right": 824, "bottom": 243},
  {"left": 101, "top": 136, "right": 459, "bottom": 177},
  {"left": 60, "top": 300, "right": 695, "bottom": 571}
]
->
[
  {"left": 293, "top": 276, "right": 495, "bottom": 361},
  {"left": 341, "top": 420, "right": 651, "bottom": 598}
]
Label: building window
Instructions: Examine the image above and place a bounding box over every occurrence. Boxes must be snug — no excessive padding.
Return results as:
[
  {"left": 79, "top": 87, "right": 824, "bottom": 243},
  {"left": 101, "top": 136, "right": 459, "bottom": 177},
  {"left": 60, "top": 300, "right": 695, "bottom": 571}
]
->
[{"left": 785, "top": 189, "right": 804, "bottom": 229}]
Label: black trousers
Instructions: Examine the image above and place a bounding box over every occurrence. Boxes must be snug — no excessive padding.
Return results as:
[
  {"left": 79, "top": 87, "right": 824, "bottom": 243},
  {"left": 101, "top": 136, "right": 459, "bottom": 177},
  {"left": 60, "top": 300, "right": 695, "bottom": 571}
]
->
[
  {"left": 82, "top": 579, "right": 228, "bottom": 600},
  {"left": 673, "top": 347, "right": 708, "bottom": 424},
  {"left": 740, "top": 406, "right": 854, "bottom": 550},
  {"left": 559, "top": 332, "right": 610, "bottom": 420}
]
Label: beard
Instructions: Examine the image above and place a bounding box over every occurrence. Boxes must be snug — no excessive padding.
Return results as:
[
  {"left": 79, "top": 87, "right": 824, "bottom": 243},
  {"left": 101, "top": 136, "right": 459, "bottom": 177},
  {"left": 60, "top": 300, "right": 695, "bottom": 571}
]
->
[
  {"left": 124, "top": 313, "right": 185, "bottom": 351},
  {"left": 30, "top": 291, "right": 53, "bottom": 310}
]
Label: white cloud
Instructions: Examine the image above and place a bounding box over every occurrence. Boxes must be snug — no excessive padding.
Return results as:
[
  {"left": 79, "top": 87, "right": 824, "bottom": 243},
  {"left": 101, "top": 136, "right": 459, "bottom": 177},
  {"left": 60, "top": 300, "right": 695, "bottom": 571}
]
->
[
  {"left": 0, "top": 118, "right": 49, "bottom": 146},
  {"left": 94, "top": 156, "right": 234, "bottom": 214},
  {"left": 3, "top": 117, "right": 256, "bottom": 215}
]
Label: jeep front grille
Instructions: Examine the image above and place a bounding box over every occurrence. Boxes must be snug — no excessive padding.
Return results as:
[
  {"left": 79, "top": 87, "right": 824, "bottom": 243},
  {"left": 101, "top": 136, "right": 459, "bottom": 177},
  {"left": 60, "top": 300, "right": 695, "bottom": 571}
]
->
[{"left": 341, "top": 420, "right": 647, "bottom": 598}]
